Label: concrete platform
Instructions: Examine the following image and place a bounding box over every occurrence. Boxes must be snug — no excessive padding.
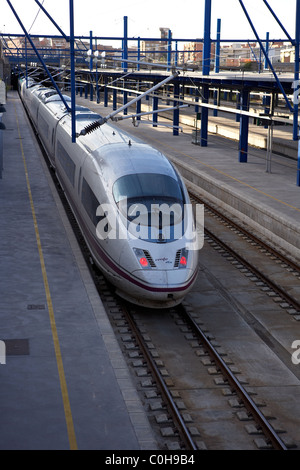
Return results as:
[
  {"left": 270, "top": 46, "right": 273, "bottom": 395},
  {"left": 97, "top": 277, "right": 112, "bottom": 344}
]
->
[
  {"left": 0, "top": 91, "right": 157, "bottom": 450},
  {"left": 73, "top": 93, "right": 300, "bottom": 263}
]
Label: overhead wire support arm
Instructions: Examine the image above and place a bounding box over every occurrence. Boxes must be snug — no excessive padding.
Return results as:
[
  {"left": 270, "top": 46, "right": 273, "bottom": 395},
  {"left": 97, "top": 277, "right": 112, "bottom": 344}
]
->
[
  {"left": 78, "top": 71, "right": 180, "bottom": 136},
  {"left": 112, "top": 104, "right": 189, "bottom": 123}
]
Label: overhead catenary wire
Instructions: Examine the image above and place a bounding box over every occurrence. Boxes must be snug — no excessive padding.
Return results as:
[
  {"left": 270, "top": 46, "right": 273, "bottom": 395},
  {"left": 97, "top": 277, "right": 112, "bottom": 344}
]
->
[{"left": 28, "top": 0, "right": 46, "bottom": 33}]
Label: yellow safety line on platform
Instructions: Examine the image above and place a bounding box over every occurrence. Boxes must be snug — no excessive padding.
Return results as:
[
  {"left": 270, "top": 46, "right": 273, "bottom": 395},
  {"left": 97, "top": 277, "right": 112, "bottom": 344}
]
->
[
  {"left": 14, "top": 105, "right": 78, "bottom": 450},
  {"left": 147, "top": 135, "right": 300, "bottom": 214}
]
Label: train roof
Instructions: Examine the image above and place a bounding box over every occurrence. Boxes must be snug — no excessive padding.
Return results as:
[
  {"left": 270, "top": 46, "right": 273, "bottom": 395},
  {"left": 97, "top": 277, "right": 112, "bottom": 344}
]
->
[
  {"left": 61, "top": 112, "right": 179, "bottom": 182},
  {"left": 20, "top": 80, "right": 179, "bottom": 183},
  {"left": 93, "top": 141, "right": 178, "bottom": 182}
]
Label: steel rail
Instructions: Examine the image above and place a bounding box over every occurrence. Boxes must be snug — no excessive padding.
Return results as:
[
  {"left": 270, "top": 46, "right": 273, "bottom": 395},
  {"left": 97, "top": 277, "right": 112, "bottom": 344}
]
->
[
  {"left": 190, "top": 193, "right": 300, "bottom": 273},
  {"left": 189, "top": 193, "right": 300, "bottom": 311},
  {"left": 122, "top": 304, "right": 198, "bottom": 451},
  {"left": 205, "top": 225, "right": 300, "bottom": 313},
  {"left": 179, "top": 305, "right": 288, "bottom": 450}
]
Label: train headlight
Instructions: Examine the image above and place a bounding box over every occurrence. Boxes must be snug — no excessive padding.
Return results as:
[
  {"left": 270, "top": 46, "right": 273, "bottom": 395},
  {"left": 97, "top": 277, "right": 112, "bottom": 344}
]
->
[
  {"left": 175, "top": 247, "right": 189, "bottom": 269},
  {"left": 133, "top": 248, "right": 153, "bottom": 269},
  {"left": 139, "top": 257, "right": 149, "bottom": 268},
  {"left": 179, "top": 255, "right": 187, "bottom": 267}
]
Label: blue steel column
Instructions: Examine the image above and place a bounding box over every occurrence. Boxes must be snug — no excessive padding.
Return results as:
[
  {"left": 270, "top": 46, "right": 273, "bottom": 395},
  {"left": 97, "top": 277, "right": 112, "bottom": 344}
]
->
[
  {"left": 104, "top": 78, "right": 108, "bottom": 107},
  {"left": 264, "top": 32, "right": 269, "bottom": 70},
  {"left": 201, "top": 85, "right": 209, "bottom": 146},
  {"left": 69, "top": 0, "right": 76, "bottom": 142},
  {"left": 136, "top": 82, "right": 141, "bottom": 120},
  {"left": 137, "top": 37, "right": 141, "bottom": 71},
  {"left": 167, "top": 30, "right": 172, "bottom": 71},
  {"left": 201, "top": 0, "right": 211, "bottom": 147},
  {"left": 202, "top": 0, "right": 211, "bottom": 76},
  {"left": 123, "top": 16, "right": 128, "bottom": 115},
  {"left": 213, "top": 89, "right": 218, "bottom": 117},
  {"left": 153, "top": 93, "right": 158, "bottom": 127},
  {"left": 96, "top": 64, "right": 100, "bottom": 104},
  {"left": 90, "top": 76, "right": 93, "bottom": 101},
  {"left": 213, "top": 19, "right": 221, "bottom": 117},
  {"left": 236, "top": 93, "right": 241, "bottom": 122},
  {"left": 239, "top": 88, "right": 249, "bottom": 162},
  {"left": 89, "top": 31, "right": 93, "bottom": 71},
  {"left": 25, "top": 36, "right": 28, "bottom": 87},
  {"left": 173, "top": 81, "right": 180, "bottom": 136},
  {"left": 215, "top": 18, "right": 221, "bottom": 73},
  {"left": 113, "top": 88, "right": 117, "bottom": 111},
  {"left": 123, "top": 16, "right": 128, "bottom": 73}
]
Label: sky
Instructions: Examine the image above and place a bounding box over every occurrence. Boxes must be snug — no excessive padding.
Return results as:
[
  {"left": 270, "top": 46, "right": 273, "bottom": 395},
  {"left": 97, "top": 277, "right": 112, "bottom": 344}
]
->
[{"left": 0, "top": 0, "right": 298, "bottom": 45}]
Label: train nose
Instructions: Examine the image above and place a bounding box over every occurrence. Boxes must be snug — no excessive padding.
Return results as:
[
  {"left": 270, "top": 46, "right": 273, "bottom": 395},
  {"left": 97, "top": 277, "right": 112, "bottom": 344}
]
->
[{"left": 132, "top": 269, "right": 193, "bottom": 288}]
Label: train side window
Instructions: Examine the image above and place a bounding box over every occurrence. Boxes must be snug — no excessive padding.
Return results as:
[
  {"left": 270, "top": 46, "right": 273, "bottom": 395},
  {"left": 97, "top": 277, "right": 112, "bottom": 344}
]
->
[
  {"left": 57, "top": 141, "right": 76, "bottom": 186},
  {"left": 39, "top": 114, "right": 49, "bottom": 139},
  {"left": 81, "top": 177, "right": 103, "bottom": 226}
]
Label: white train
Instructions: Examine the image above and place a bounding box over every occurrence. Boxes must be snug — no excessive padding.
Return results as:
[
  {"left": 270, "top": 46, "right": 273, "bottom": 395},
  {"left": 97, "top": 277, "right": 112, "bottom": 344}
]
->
[{"left": 19, "top": 77, "right": 199, "bottom": 308}]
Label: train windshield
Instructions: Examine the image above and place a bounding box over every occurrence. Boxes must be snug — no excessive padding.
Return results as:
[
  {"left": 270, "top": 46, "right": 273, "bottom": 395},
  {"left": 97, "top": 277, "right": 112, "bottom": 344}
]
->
[{"left": 113, "top": 173, "right": 186, "bottom": 242}]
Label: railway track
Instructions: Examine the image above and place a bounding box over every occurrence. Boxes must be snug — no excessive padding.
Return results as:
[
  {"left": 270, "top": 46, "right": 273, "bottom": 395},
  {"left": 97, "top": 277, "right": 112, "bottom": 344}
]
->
[
  {"left": 190, "top": 191, "right": 300, "bottom": 317},
  {"left": 178, "top": 304, "right": 288, "bottom": 450},
  {"left": 37, "top": 118, "right": 298, "bottom": 449},
  {"left": 102, "top": 293, "right": 290, "bottom": 450},
  {"left": 57, "top": 170, "right": 298, "bottom": 450}
]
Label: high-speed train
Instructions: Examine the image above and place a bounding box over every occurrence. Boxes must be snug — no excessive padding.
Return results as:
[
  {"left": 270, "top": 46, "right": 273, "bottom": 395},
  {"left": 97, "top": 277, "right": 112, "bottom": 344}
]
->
[{"left": 19, "top": 77, "right": 199, "bottom": 308}]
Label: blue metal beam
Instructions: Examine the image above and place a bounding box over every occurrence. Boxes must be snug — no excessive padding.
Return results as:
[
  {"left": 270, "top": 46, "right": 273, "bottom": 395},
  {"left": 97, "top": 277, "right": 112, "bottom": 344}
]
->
[
  {"left": 1, "top": 32, "right": 295, "bottom": 44},
  {"left": 6, "top": 0, "right": 71, "bottom": 111},
  {"left": 238, "top": 0, "right": 293, "bottom": 113},
  {"left": 34, "top": 0, "right": 69, "bottom": 42},
  {"left": 262, "top": 0, "right": 294, "bottom": 45}
]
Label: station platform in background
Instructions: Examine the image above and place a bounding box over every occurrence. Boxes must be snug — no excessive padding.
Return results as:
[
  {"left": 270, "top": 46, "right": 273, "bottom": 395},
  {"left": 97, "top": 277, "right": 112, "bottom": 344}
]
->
[
  {"left": 0, "top": 91, "right": 157, "bottom": 450},
  {"left": 73, "top": 93, "right": 300, "bottom": 263}
]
